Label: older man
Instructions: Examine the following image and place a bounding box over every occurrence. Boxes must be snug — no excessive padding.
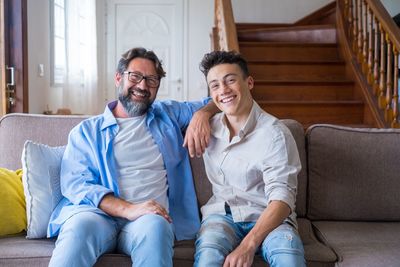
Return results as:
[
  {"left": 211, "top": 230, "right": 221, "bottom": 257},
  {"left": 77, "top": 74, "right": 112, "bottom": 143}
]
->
[{"left": 48, "top": 47, "right": 217, "bottom": 267}]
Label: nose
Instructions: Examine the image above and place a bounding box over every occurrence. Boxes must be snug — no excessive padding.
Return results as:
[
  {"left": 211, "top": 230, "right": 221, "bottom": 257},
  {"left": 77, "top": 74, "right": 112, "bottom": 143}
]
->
[
  {"left": 136, "top": 77, "right": 148, "bottom": 90},
  {"left": 220, "top": 82, "right": 231, "bottom": 95}
]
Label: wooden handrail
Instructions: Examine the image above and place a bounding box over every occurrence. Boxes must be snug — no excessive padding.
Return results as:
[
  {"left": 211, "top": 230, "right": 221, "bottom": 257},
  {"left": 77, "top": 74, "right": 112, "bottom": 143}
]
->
[
  {"left": 339, "top": 0, "right": 400, "bottom": 128},
  {"left": 212, "top": 0, "right": 239, "bottom": 52}
]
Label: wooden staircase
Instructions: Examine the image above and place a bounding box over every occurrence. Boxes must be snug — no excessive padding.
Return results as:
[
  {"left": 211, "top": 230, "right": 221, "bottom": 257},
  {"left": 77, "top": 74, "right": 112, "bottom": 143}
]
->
[{"left": 236, "top": 9, "right": 371, "bottom": 128}]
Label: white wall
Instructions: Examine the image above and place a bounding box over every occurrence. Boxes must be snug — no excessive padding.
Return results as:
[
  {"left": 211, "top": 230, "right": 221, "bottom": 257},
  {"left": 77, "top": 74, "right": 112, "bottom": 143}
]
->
[
  {"left": 381, "top": 0, "right": 400, "bottom": 17},
  {"left": 186, "top": 0, "right": 213, "bottom": 100},
  {"left": 96, "top": 0, "right": 107, "bottom": 111},
  {"left": 232, "top": 0, "right": 333, "bottom": 23},
  {"left": 27, "top": 0, "right": 52, "bottom": 114},
  {"left": 27, "top": 0, "right": 337, "bottom": 112}
]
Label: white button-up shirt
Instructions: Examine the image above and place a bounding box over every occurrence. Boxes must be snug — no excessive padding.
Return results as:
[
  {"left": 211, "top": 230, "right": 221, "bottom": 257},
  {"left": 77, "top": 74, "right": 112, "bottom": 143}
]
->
[{"left": 201, "top": 101, "right": 301, "bottom": 227}]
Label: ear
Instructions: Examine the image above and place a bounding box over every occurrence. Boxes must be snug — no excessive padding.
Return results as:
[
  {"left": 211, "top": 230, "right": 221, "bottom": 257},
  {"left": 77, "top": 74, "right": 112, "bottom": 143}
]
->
[
  {"left": 247, "top": 76, "right": 254, "bottom": 91},
  {"left": 115, "top": 72, "right": 122, "bottom": 87}
]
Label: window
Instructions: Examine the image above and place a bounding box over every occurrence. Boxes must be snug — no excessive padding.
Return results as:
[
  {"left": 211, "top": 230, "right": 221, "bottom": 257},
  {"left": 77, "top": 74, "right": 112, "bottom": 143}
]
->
[
  {"left": 49, "top": 0, "right": 98, "bottom": 114},
  {"left": 50, "top": 0, "right": 92, "bottom": 87},
  {"left": 51, "top": 0, "right": 66, "bottom": 85}
]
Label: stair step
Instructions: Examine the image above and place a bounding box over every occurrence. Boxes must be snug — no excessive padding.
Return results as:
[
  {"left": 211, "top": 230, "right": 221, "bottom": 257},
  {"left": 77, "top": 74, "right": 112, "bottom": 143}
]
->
[
  {"left": 252, "top": 80, "right": 355, "bottom": 101},
  {"left": 258, "top": 101, "right": 365, "bottom": 125},
  {"left": 238, "top": 24, "right": 336, "bottom": 43},
  {"left": 248, "top": 61, "right": 347, "bottom": 81},
  {"left": 240, "top": 42, "right": 340, "bottom": 61},
  {"left": 236, "top": 23, "right": 292, "bottom": 31}
]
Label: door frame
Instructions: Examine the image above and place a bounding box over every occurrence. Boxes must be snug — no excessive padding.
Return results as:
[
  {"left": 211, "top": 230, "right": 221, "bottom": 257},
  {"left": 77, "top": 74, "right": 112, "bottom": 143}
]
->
[
  {"left": 1, "top": 0, "right": 28, "bottom": 114},
  {"left": 0, "top": 0, "right": 5, "bottom": 115}
]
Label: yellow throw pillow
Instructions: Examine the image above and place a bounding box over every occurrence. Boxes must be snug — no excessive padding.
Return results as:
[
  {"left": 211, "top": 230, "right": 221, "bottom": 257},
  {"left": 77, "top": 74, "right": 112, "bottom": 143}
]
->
[{"left": 0, "top": 168, "right": 27, "bottom": 236}]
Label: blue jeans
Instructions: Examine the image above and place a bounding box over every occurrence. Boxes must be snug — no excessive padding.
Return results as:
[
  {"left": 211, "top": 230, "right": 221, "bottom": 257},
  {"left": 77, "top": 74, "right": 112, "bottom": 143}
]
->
[
  {"left": 194, "top": 213, "right": 306, "bottom": 267},
  {"left": 48, "top": 212, "right": 174, "bottom": 267}
]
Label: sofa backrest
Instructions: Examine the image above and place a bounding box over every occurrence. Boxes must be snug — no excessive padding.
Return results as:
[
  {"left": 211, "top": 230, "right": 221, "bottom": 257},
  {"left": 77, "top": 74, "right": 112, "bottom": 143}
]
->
[
  {"left": 0, "top": 113, "right": 87, "bottom": 170},
  {"left": 191, "top": 119, "right": 308, "bottom": 218},
  {"left": 306, "top": 124, "right": 400, "bottom": 221},
  {"left": 0, "top": 114, "right": 308, "bottom": 218}
]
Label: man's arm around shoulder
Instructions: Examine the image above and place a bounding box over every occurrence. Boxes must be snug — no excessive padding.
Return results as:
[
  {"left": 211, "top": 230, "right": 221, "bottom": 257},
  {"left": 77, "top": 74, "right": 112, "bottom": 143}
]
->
[{"left": 183, "top": 100, "right": 220, "bottom": 157}]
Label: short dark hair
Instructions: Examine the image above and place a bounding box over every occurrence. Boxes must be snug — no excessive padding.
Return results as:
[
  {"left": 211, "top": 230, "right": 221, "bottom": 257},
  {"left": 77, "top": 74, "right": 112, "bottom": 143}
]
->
[
  {"left": 199, "top": 50, "right": 249, "bottom": 78},
  {"left": 117, "top": 47, "right": 166, "bottom": 78}
]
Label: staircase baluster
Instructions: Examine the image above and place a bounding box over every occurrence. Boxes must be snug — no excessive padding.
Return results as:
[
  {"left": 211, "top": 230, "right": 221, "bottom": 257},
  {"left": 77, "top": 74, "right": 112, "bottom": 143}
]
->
[
  {"left": 348, "top": 0, "right": 353, "bottom": 38},
  {"left": 373, "top": 18, "right": 380, "bottom": 95},
  {"left": 392, "top": 48, "right": 399, "bottom": 128},
  {"left": 367, "top": 6, "right": 373, "bottom": 82},
  {"left": 353, "top": 0, "right": 359, "bottom": 53},
  {"left": 379, "top": 26, "right": 387, "bottom": 109},
  {"left": 385, "top": 37, "right": 393, "bottom": 123},
  {"left": 362, "top": 0, "right": 368, "bottom": 73},
  {"left": 358, "top": 0, "right": 363, "bottom": 62}
]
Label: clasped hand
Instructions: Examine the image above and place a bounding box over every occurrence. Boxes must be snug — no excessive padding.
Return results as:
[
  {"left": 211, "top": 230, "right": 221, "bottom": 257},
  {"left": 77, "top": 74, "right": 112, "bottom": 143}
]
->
[{"left": 126, "top": 200, "right": 172, "bottom": 223}]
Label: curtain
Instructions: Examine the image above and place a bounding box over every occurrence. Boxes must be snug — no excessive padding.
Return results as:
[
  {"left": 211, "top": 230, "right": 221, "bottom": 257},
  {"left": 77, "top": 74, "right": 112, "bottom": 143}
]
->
[{"left": 62, "top": 0, "right": 99, "bottom": 115}]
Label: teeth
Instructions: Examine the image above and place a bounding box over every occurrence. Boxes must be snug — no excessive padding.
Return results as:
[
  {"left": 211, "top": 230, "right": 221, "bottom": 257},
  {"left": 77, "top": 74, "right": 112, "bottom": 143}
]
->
[
  {"left": 221, "top": 96, "right": 234, "bottom": 103},
  {"left": 133, "top": 91, "right": 146, "bottom": 97}
]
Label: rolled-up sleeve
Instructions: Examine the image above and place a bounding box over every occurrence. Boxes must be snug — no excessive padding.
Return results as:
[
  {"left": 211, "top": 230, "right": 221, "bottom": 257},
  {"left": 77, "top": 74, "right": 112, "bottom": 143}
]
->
[{"left": 262, "top": 127, "right": 301, "bottom": 212}]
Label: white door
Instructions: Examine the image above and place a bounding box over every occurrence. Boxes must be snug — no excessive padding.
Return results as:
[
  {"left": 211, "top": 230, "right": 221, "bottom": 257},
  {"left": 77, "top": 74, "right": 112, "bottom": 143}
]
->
[{"left": 106, "top": 0, "right": 183, "bottom": 102}]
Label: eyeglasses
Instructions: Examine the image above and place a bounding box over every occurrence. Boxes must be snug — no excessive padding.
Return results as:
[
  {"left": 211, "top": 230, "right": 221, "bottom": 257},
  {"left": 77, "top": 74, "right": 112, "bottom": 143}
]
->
[{"left": 123, "top": 71, "right": 160, "bottom": 87}]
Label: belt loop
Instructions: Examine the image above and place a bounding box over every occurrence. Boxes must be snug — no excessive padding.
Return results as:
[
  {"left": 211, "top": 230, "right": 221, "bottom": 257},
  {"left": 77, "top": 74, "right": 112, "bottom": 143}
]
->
[{"left": 224, "top": 203, "right": 231, "bottom": 214}]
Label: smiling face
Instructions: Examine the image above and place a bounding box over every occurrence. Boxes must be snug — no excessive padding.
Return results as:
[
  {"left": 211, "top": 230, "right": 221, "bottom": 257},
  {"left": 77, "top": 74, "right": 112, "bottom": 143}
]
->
[
  {"left": 207, "top": 63, "right": 254, "bottom": 121},
  {"left": 115, "top": 57, "right": 160, "bottom": 117}
]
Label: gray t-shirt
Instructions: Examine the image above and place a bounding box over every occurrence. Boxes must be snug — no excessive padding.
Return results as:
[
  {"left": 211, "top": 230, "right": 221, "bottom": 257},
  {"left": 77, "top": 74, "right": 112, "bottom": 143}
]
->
[{"left": 114, "top": 115, "right": 169, "bottom": 211}]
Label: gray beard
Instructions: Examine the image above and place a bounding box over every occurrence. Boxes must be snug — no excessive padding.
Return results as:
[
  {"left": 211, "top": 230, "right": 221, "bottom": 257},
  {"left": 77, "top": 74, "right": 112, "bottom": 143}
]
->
[{"left": 118, "top": 86, "right": 151, "bottom": 117}]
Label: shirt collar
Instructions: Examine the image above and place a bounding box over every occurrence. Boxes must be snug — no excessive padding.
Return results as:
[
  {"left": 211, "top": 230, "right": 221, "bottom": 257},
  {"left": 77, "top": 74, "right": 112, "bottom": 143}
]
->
[
  {"left": 215, "top": 100, "right": 262, "bottom": 141},
  {"left": 101, "top": 100, "right": 157, "bottom": 130},
  {"left": 238, "top": 100, "right": 262, "bottom": 138},
  {"left": 100, "top": 101, "right": 119, "bottom": 130}
]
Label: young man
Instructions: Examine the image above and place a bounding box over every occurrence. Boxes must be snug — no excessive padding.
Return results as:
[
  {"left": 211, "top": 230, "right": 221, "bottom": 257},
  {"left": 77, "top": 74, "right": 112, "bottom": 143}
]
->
[
  {"left": 47, "top": 47, "right": 217, "bottom": 267},
  {"left": 194, "top": 51, "right": 306, "bottom": 267}
]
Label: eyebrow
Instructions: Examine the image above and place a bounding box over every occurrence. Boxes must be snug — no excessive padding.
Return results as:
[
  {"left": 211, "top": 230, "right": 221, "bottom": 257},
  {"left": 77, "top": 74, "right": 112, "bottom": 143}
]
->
[{"left": 208, "top": 73, "right": 238, "bottom": 85}]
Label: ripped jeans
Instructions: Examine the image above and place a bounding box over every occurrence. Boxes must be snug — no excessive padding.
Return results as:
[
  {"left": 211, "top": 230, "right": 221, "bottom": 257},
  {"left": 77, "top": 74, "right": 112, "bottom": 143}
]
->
[{"left": 194, "top": 212, "right": 306, "bottom": 267}]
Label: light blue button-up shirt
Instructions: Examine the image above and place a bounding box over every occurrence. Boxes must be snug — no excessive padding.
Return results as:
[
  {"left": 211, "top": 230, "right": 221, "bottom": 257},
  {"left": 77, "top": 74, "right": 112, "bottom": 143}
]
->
[{"left": 48, "top": 99, "right": 209, "bottom": 240}]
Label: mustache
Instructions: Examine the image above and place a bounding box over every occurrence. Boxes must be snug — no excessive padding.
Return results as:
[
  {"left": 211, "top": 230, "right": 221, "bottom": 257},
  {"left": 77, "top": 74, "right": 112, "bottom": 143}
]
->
[{"left": 127, "top": 87, "right": 151, "bottom": 98}]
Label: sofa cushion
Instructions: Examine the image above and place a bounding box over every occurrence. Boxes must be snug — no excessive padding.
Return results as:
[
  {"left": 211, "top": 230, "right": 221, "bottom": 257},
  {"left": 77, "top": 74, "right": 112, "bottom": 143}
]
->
[
  {"left": 0, "top": 168, "right": 26, "bottom": 236},
  {"left": 21, "top": 141, "right": 65, "bottom": 239},
  {"left": 0, "top": 114, "right": 87, "bottom": 170},
  {"left": 297, "top": 218, "right": 336, "bottom": 265},
  {"left": 312, "top": 221, "right": 400, "bottom": 267},
  {"left": 281, "top": 119, "right": 307, "bottom": 217},
  {"left": 0, "top": 221, "right": 335, "bottom": 267},
  {"left": 307, "top": 125, "right": 400, "bottom": 221}
]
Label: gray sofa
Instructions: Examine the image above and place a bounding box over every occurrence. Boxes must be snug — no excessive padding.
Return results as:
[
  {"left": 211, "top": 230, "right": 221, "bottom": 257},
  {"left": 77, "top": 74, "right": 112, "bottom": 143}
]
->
[{"left": 0, "top": 113, "right": 399, "bottom": 267}]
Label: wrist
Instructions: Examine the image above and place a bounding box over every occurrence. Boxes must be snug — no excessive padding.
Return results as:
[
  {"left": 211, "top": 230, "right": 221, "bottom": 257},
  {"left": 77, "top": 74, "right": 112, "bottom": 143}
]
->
[
  {"left": 241, "top": 234, "right": 259, "bottom": 252},
  {"left": 120, "top": 201, "right": 134, "bottom": 219},
  {"left": 197, "top": 108, "right": 211, "bottom": 117}
]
